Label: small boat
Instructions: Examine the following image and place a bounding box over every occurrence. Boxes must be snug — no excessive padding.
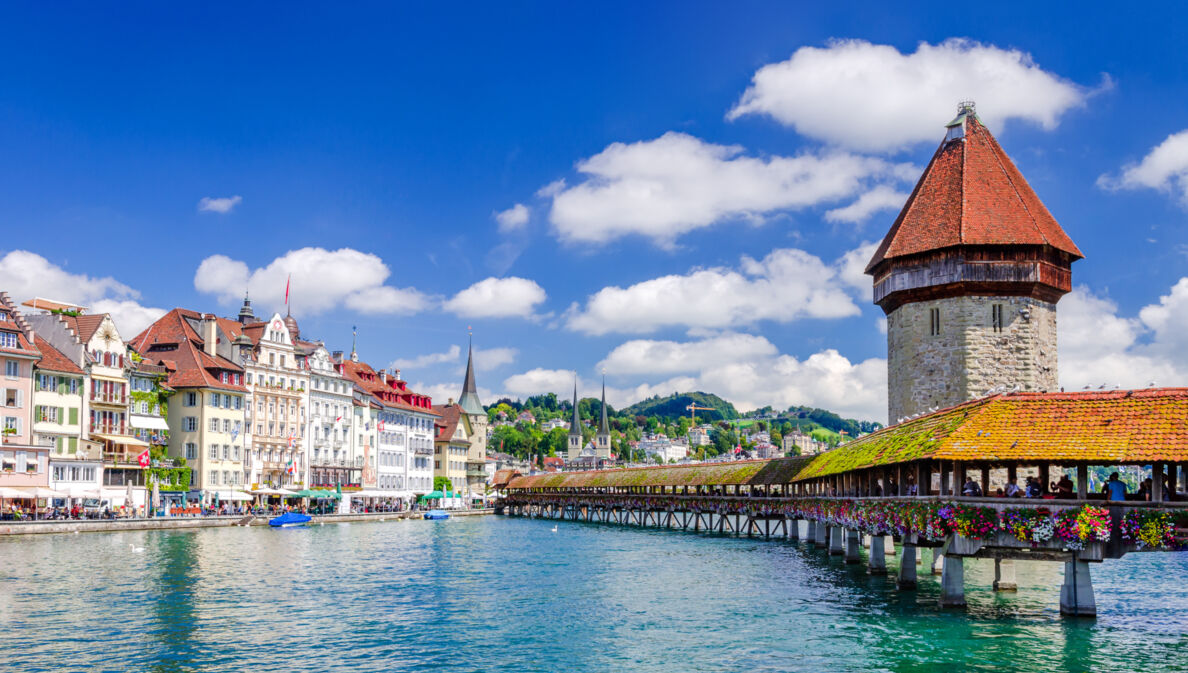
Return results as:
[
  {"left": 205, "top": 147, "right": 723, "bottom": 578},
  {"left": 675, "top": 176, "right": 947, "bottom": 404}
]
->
[
  {"left": 269, "top": 512, "right": 312, "bottom": 527},
  {"left": 423, "top": 509, "right": 449, "bottom": 520}
]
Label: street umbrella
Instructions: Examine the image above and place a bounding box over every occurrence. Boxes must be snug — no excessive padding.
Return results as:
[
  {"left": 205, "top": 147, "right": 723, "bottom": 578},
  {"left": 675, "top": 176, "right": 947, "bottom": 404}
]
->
[
  {"left": 151, "top": 479, "right": 161, "bottom": 512},
  {"left": 125, "top": 481, "right": 134, "bottom": 515}
]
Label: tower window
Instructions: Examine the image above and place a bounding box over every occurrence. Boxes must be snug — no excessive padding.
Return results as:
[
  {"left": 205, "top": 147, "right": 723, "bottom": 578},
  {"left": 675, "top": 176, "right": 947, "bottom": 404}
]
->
[
  {"left": 929, "top": 308, "right": 941, "bottom": 336},
  {"left": 992, "top": 304, "right": 1004, "bottom": 333}
]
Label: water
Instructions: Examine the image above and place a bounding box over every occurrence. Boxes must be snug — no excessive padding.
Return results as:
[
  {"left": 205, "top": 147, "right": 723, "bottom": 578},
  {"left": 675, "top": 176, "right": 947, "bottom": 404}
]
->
[{"left": 2, "top": 517, "right": 1187, "bottom": 672}]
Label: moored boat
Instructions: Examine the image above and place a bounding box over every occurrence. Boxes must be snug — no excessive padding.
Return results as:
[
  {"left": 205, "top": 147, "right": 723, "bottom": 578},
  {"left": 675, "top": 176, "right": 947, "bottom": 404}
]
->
[
  {"left": 423, "top": 510, "right": 449, "bottom": 520},
  {"left": 269, "top": 512, "right": 312, "bottom": 527}
]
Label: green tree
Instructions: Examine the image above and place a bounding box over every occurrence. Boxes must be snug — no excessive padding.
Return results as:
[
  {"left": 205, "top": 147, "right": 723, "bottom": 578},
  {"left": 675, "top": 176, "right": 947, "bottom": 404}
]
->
[{"left": 433, "top": 476, "right": 452, "bottom": 493}]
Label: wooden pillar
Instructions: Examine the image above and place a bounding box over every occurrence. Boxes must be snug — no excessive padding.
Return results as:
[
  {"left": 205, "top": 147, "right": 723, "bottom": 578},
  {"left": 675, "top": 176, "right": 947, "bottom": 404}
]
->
[
  {"left": 1076, "top": 464, "right": 1088, "bottom": 499},
  {"left": 980, "top": 464, "right": 990, "bottom": 498},
  {"left": 1153, "top": 462, "right": 1165, "bottom": 502},
  {"left": 895, "top": 464, "right": 903, "bottom": 496},
  {"left": 1007, "top": 464, "right": 1018, "bottom": 494},
  {"left": 1039, "top": 464, "right": 1051, "bottom": 494},
  {"left": 917, "top": 461, "right": 929, "bottom": 496},
  {"left": 953, "top": 461, "right": 962, "bottom": 496}
]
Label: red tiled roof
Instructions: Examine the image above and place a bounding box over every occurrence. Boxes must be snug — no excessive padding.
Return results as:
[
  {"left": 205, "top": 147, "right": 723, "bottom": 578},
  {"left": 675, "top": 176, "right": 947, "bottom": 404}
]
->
[
  {"left": 866, "top": 114, "right": 1082, "bottom": 273},
  {"left": 128, "top": 308, "right": 245, "bottom": 392},
  {"left": 341, "top": 359, "right": 440, "bottom": 416},
  {"left": 795, "top": 388, "right": 1188, "bottom": 480},
  {"left": 434, "top": 404, "right": 462, "bottom": 441},
  {"left": 33, "top": 335, "right": 82, "bottom": 374},
  {"left": 59, "top": 314, "right": 107, "bottom": 344}
]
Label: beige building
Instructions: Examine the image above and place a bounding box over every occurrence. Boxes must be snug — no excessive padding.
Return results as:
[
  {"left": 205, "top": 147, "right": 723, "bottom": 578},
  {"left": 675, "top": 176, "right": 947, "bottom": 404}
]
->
[{"left": 433, "top": 402, "right": 471, "bottom": 494}]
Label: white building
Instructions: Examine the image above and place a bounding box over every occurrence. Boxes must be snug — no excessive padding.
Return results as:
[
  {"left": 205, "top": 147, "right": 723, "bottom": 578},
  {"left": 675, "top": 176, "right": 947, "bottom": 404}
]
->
[{"left": 306, "top": 344, "right": 356, "bottom": 487}]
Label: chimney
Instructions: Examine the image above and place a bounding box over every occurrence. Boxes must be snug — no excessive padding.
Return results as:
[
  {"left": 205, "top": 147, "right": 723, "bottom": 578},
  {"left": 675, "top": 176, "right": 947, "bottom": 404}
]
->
[
  {"left": 202, "top": 314, "right": 217, "bottom": 357},
  {"left": 448, "top": 397, "right": 454, "bottom": 406},
  {"left": 393, "top": 368, "right": 401, "bottom": 381},
  {"left": 378, "top": 369, "right": 388, "bottom": 383},
  {"left": 332, "top": 350, "right": 343, "bottom": 362}
]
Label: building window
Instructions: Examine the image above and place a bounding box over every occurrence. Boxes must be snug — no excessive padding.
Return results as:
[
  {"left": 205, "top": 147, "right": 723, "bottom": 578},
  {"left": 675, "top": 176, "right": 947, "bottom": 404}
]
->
[
  {"left": 209, "top": 470, "right": 218, "bottom": 485},
  {"left": 183, "top": 416, "right": 197, "bottom": 432},
  {"left": 209, "top": 444, "right": 218, "bottom": 459},
  {"left": 992, "top": 304, "right": 1004, "bottom": 333},
  {"left": 185, "top": 442, "right": 197, "bottom": 460},
  {"left": 929, "top": 307, "right": 941, "bottom": 336},
  {"left": 185, "top": 392, "right": 198, "bottom": 407},
  {"left": 209, "top": 418, "right": 219, "bottom": 432},
  {"left": 0, "top": 333, "right": 17, "bottom": 350},
  {"left": 4, "top": 359, "right": 18, "bottom": 378}
]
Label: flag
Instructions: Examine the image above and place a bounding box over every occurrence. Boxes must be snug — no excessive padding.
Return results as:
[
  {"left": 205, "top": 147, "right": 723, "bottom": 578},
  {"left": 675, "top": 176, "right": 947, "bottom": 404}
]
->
[
  {"left": 285, "top": 457, "right": 295, "bottom": 475},
  {"left": 378, "top": 420, "right": 385, "bottom": 432},
  {"left": 335, "top": 415, "right": 342, "bottom": 423},
  {"left": 284, "top": 273, "right": 291, "bottom": 306},
  {"left": 137, "top": 449, "right": 151, "bottom": 467},
  {"left": 287, "top": 433, "right": 295, "bottom": 449}
]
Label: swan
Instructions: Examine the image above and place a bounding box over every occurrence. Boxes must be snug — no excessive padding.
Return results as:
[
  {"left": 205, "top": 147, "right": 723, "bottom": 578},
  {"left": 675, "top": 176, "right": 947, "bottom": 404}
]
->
[
  {"left": 551, "top": 525, "right": 558, "bottom": 533},
  {"left": 128, "top": 543, "right": 144, "bottom": 553}
]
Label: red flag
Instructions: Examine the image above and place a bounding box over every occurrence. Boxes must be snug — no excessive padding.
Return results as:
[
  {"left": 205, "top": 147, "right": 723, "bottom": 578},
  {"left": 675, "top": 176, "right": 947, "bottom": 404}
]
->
[
  {"left": 137, "top": 449, "right": 151, "bottom": 467},
  {"left": 284, "top": 274, "right": 291, "bottom": 306}
]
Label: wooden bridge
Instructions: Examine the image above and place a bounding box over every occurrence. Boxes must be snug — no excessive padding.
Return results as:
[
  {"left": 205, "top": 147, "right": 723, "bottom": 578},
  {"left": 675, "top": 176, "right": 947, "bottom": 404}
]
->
[{"left": 494, "top": 389, "right": 1188, "bottom": 618}]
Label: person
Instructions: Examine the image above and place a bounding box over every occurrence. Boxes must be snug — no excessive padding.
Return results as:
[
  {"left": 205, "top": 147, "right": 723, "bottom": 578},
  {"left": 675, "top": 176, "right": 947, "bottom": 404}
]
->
[
  {"left": 1005, "top": 480, "right": 1022, "bottom": 498},
  {"left": 1102, "top": 472, "right": 1128, "bottom": 501},
  {"left": 1056, "top": 475, "right": 1074, "bottom": 497},
  {"left": 904, "top": 475, "right": 918, "bottom": 496},
  {"left": 962, "top": 476, "right": 982, "bottom": 497},
  {"left": 1138, "top": 477, "right": 1152, "bottom": 502},
  {"left": 1025, "top": 477, "right": 1043, "bottom": 498}
]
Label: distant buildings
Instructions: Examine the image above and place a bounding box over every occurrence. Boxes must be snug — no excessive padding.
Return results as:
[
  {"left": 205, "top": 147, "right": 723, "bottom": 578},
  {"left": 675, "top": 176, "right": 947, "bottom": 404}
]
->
[{"left": 782, "top": 429, "right": 828, "bottom": 456}]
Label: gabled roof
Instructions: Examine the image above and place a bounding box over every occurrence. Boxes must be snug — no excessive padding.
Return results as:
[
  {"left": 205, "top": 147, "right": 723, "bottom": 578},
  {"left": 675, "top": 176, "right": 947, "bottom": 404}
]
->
[
  {"left": 433, "top": 404, "right": 464, "bottom": 442},
  {"left": 340, "top": 359, "right": 439, "bottom": 416},
  {"left": 127, "top": 308, "right": 245, "bottom": 392},
  {"left": 866, "top": 111, "right": 1082, "bottom": 273},
  {"left": 59, "top": 314, "right": 107, "bottom": 344},
  {"left": 0, "top": 291, "right": 38, "bottom": 358},
  {"left": 33, "top": 335, "right": 82, "bottom": 375},
  {"left": 794, "top": 388, "right": 1188, "bottom": 480}
]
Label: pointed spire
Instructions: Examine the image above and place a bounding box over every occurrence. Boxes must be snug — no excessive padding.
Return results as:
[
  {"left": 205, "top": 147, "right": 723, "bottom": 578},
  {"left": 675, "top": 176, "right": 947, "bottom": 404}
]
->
[
  {"left": 598, "top": 374, "right": 610, "bottom": 435},
  {"left": 458, "top": 330, "right": 484, "bottom": 416},
  {"left": 238, "top": 290, "right": 256, "bottom": 324},
  {"left": 569, "top": 377, "right": 581, "bottom": 436},
  {"left": 349, "top": 325, "right": 358, "bottom": 362}
]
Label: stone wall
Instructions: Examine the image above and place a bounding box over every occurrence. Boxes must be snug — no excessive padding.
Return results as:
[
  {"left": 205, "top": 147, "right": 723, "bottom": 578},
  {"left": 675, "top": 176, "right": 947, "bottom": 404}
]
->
[{"left": 887, "top": 295, "right": 1058, "bottom": 422}]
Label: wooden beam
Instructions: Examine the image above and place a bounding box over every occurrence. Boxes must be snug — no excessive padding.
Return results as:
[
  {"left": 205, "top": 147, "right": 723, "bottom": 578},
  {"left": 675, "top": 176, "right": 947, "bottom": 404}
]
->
[{"left": 1076, "top": 464, "right": 1088, "bottom": 499}]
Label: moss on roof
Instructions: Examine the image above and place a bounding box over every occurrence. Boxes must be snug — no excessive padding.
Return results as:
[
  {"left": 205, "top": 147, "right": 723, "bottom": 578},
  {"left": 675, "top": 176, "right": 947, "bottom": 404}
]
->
[{"left": 506, "top": 457, "right": 811, "bottom": 490}]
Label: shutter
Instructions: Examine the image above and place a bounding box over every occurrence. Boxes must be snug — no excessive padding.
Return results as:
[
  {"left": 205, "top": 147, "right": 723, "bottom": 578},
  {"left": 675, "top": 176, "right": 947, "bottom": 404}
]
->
[
  {"left": 69, "top": 407, "right": 78, "bottom": 425},
  {"left": 58, "top": 407, "right": 64, "bottom": 425},
  {"left": 15, "top": 389, "right": 22, "bottom": 408},
  {"left": 69, "top": 437, "right": 77, "bottom": 454}
]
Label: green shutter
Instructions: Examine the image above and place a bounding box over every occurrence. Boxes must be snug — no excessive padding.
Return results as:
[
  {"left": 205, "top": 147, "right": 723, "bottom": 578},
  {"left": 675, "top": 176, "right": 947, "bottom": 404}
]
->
[
  {"left": 68, "top": 437, "right": 77, "bottom": 454},
  {"left": 68, "top": 407, "right": 78, "bottom": 425},
  {"left": 58, "top": 407, "right": 64, "bottom": 425}
]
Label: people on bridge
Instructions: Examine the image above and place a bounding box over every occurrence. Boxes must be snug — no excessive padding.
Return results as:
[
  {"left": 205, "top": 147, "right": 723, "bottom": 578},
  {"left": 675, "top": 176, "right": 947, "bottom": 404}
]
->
[
  {"left": 1103, "top": 472, "right": 1128, "bottom": 501},
  {"left": 904, "top": 474, "right": 918, "bottom": 496},
  {"left": 1024, "top": 477, "right": 1044, "bottom": 498},
  {"left": 1137, "top": 477, "right": 1152, "bottom": 501},
  {"left": 1055, "top": 475, "right": 1074, "bottom": 498},
  {"left": 962, "top": 477, "right": 982, "bottom": 497},
  {"left": 1005, "top": 481, "right": 1022, "bottom": 498}
]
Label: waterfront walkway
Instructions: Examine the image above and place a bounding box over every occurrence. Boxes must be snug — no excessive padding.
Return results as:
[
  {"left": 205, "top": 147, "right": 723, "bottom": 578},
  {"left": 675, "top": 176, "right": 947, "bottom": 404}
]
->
[{"left": 0, "top": 509, "right": 493, "bottom": 536}]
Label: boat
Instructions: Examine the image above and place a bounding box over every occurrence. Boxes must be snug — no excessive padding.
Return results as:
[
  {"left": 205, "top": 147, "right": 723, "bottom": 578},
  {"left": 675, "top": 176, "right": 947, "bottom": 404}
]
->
[
  {"left": 268, "top": 512, "right": 312, "bottom": 527},
  {"left": 423, "top": 509, "right": 449, "bottom": 520}
]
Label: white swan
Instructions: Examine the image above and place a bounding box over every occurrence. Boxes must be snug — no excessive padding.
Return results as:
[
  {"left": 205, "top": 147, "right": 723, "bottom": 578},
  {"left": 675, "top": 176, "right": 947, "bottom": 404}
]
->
[
  {"left": 551, "top": 525, "right": 558, "bottom": 533},
  {"left": 128, "top": 543, "right": 144, "bottom": 553}
]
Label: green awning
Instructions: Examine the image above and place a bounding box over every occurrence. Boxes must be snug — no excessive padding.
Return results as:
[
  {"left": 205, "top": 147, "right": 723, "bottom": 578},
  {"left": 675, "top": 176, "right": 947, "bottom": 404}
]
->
[
  {"left": 421, "top": 491, "right": 444, "bottom": 499},
  {"left": 290, "top": 489, "right": 315, "bottom": 498}
]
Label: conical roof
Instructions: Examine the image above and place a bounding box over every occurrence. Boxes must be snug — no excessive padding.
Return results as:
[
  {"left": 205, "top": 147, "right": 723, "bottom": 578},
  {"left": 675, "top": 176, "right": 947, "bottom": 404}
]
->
[
  {"left": 598, "top": 377, "right": 610, "bottom": 435},
  {"left": 458, "top": 338, "right": 484, "bottom": 416},
  {"left": 866, "top": 105, "right": 1082, "bottom": 274},
  {"left": 569, "top": 380, "right": 581, "bottom": 436}
]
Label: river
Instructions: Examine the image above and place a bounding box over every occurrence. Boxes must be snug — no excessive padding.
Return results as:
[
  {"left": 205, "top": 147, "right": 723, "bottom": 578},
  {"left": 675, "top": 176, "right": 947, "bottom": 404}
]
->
[{"left": 1, "top": 516, "right": 1186, "bottom": 672}]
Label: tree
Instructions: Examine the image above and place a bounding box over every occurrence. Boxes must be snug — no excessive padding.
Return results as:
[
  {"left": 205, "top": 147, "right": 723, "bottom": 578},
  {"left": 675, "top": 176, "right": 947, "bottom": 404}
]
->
[{"left": 433, "top": 476, "right": 452, "bottom": 493}]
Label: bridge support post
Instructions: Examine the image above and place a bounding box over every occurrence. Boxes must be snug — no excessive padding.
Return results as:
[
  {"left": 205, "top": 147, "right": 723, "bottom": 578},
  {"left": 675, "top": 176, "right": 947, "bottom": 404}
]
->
[
  {"left": 844, "top": 529, "right": 861, "bottom": 563},
  {"left": 829, "top": 526, "right": 844, "bottom": 555},
  {"left": 862, "top": 534, "right": 871, "bottom": 549},
  {"left": 813, "top": 520, "right": 827, "bottom": 546},
  {"left": 1060, "top": 559, "right": 1097, "bottom": 617},
  {"left": 884, "top": 536, "right": 897, "bottom": 556},
  {"left": 869, "top": 534, "right": 887, "bottom": 575},
  {"left": 788, "top": 517, "right": 799, "bottom": 541},
  {"left": 993, "top": 558, "right": 1017, "bottom": 592},
  {"left": 897, "top": 535, "right": 917, "bottom": 589},
  {"left": 931, "top": 549, "right": 943, "bottom": 575},
  {"left": 939, "top": 556, "right": 966, "bottom": 608}
]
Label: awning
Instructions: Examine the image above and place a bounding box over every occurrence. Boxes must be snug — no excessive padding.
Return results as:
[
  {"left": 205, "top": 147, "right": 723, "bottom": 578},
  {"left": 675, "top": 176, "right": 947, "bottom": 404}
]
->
[
  {"left": 248, "top": 488, "right": 289, "bottom": 495},
  {"left": 92, "top": 434, "right": 150, "bottom": 447},
  {"left": 130, "top": 416, "right": 169, "bottom": 431},
  {"left": 90, "top": 374, "right": 127, "bottom": 383},
  {"left": 215, "top": 491, "right": 252, "bottom": 502},
  {"left": 13, "top": 487, "right": 67, "bottom": 499},
  {"left": 64, "top": 485, "right": 102, "bottom": 498}
]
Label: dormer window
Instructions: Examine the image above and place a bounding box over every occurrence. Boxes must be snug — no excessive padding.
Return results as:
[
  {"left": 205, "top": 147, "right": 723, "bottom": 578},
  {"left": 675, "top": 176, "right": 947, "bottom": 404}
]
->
[{"left": 945, "top": 121, "right": 965, "bottom": 142}]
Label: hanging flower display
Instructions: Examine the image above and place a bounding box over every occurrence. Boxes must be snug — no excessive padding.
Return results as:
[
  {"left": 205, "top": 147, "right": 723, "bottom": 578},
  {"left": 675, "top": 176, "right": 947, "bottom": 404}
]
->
[
  {"left": 1001, "top": 508, "right": 1055, "bottom": 544},
  {"left": 1121, "top": 510, "right": 1177, "bottom": 549}
]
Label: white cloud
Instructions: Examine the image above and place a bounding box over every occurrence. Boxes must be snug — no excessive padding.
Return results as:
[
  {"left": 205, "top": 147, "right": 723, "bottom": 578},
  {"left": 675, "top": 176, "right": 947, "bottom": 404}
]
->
[
  {"left": 0, "top": 250, "right": 165, "bottom": 337},
  {"left": 473, "top": 346, "right": 518, "bottom": 372},
  {"left": 1057, "top": 285, "right": 1183, "bottom": 390},
  {"left": 836, "top": 241, "right": 879, "bottom": 294},
  {"left": 494, "top": 203, "right": 530, "bottom": 233},
  {"left": 728, "top": 39, "right": 1095, "bottom": 152},
  {"left": 825, "top": 185, "right": 908, "bottom": 224},
  {"left": 502, "top": 337, "right": 888, "bottom": 422},
  {"left": 1098, "top": 130, "right": 1188, "bottom": 206},
  {"left": 391, "top": 345, "right": 462, "bottom": 371},
  {"left": 565, "top": 247, "right": 860, "bottom": 335},
  {"left": 598, "top": 332, "right": 779, "bottom": 376},
  {"left": 443, "top": 277, "right": 546, "bottom": 319},
  {"left": 1137, "top": 278, "right": 1188, "bottom": 359},
  {"left": 194, "top": 247, "right": 429, "bottom": 316},
  {"left": 197, "top": 195, "right": 242, "bottom": 214},
  {"left": 413, "top": 381, "right": 502, "bottom": 408},
  {"left": 545, "top": 131, "right": 914, "bottom": 246}
]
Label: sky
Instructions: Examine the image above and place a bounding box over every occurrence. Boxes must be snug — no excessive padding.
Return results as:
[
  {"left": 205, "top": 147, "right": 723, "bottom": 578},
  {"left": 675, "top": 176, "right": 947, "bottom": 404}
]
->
[{"left": 2, "top": 2, "right": 1188, "bottom": 424}]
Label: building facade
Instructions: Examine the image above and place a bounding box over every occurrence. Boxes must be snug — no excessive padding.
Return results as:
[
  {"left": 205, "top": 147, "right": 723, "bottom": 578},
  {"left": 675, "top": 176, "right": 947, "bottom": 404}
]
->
[
  {"left": 0, "top": 292, "right": 47, "bottom": 491},
  {"left": 32, "top": 335, "right": 96, "bottom": 497},
  {"left": 456, "top": 341, "right": 488, "bottom": 497},
  {"left": 306, "top": 344, "right": 357, "bottom": 487},
  {"left": 866, "top": 103, "right": 1081, "bottom": 423}
]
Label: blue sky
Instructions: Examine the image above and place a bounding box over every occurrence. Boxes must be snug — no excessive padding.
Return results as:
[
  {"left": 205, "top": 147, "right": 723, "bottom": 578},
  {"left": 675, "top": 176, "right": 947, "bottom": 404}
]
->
[{"left": 3, "top": 2, "right": 1188, "bottom": 423}]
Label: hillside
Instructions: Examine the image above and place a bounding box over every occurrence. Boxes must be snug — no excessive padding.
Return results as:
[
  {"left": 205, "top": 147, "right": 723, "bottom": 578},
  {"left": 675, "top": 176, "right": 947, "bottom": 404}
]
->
[{"left": 621, "top": 392, "right": 738, "bottom": 422}]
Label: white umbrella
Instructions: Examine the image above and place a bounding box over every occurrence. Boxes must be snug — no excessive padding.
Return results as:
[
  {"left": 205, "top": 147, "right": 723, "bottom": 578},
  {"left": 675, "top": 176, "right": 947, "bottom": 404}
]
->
[
  {"left": 125, "top": 481, "right": 134, "bottom": 514},
  {"left": 151, "top": 479, "right": 161, "bottom": 511}
]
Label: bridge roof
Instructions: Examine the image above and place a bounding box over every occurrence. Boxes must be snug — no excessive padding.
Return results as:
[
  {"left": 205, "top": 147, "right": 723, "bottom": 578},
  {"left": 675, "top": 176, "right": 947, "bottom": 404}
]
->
[
  {"left": 794, "top": 388, "right": 1188, "bottom": 481},
  {"left": 505, "top": 457, "right": 811, "bottom": 490}
]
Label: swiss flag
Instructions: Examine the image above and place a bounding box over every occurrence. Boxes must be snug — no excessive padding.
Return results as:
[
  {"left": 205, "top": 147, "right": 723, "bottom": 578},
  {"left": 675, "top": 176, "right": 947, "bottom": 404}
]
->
[{"left": 137, "top": 449, "right": 151, "bottom": 467}]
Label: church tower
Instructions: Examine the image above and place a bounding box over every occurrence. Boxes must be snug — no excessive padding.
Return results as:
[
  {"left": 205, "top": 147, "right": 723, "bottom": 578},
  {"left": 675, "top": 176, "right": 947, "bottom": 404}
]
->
[
  {"left": 867, "top": 102, "right": 1082, "bottom": 423},
  {"left": 595, "top": 376, "right": 611, "bottom": 459},
  {"left": 457, "top": 337, "right": 488, "bottom": 466},
  {"left": 566, "top": 380, "right": 583, "bottom": 460}
]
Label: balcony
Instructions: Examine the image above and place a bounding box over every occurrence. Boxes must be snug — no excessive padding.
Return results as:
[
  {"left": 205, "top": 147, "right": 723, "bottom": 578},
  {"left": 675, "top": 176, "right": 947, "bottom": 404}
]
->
[
  {"left": 413, "top": 445, "right": 433, "bottom": 456},
  {"left": 89, "top": 391, "right": 126, "bottom": 406},
  {"left": 90, "top": 422, "right": 127, "bottom": 436}
]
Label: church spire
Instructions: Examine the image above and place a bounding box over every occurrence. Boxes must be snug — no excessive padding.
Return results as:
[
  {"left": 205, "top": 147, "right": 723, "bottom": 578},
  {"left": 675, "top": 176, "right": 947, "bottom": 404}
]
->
[
  {"left": 569, "top": 378, "right": 581, "bottom": 437},
  {"left": 458, "top": 330, "right": 484, "bottom": 416},
  {"left": 598, "top": 374, "right": 610, "bottom": 435}
]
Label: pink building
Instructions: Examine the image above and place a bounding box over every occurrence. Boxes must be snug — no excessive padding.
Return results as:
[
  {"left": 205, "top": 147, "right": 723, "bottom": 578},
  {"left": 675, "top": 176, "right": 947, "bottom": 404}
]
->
[{"left": 0, "top": 291, "right": 48, "bottom": 489}]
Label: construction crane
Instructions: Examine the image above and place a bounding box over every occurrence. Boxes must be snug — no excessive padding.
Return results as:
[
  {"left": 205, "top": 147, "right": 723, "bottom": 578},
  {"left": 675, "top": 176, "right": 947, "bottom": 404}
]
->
[{"left": 686, "top": 403, "right": 715, "bottom": 426}]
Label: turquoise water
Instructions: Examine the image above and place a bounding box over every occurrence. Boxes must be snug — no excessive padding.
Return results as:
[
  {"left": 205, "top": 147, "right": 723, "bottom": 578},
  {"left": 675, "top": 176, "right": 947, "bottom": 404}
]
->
[{"left": 2, "top": 517, "right": 1187, "bottom": 672}]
